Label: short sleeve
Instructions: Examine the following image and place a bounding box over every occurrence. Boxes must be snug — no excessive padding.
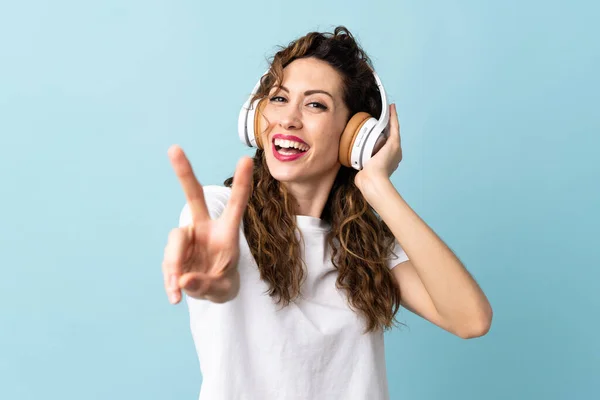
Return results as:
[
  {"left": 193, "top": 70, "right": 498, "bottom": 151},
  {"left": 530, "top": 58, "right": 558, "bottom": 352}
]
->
[
  {"left": 178, "top": 185, "right": 233, "bottom": 228},
  {"left": 387, "top": 239, "right": 409, "bottom": 270}
]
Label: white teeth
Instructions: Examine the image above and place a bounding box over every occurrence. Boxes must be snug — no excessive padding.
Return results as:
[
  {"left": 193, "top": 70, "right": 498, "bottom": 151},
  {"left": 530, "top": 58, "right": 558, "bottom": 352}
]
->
[{"left": 273, "top": 138, "right": 309, "bottom": 151}]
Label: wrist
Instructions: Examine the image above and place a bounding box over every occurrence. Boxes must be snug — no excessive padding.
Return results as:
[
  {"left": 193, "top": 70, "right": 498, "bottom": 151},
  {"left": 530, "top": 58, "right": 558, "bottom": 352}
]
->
[{"left": 356, "top": 173, "right": 393, "bottom": 201}]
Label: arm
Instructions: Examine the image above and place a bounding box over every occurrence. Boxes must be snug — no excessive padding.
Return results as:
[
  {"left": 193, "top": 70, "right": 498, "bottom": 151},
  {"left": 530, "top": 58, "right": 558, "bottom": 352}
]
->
[
  {"left": 354, "top": 104, "right": 492, "bottom": 339},
  {"left": 359, "top": 176, "right": 493, "bottom": 339}
]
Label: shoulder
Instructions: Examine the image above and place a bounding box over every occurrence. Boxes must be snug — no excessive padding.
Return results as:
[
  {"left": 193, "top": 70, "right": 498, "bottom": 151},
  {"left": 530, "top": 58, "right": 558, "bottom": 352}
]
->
[{"left": 178, "top": 185, "right": 232, "bottom": 227}]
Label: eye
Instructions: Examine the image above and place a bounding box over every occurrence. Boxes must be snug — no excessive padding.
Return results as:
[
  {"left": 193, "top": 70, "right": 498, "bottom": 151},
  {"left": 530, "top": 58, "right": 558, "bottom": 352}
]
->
[
  {"left": 307, "top": 102, "right": 328, "bottom": 110},
  {"left": 269, "top": 96, "right": 287, "bottom": 103}
]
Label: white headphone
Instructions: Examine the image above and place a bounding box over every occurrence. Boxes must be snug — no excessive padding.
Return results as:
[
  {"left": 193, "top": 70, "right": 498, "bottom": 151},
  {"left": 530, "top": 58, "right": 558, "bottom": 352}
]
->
[{"left": 238, "top": 68, "right": 390, "bottom": 170}]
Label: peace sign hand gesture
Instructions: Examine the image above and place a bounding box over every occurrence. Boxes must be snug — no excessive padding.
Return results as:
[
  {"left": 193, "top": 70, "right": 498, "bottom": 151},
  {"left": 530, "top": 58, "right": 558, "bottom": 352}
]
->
[{"left": 163, "top": 145, "right": 254, "bottom": 304}]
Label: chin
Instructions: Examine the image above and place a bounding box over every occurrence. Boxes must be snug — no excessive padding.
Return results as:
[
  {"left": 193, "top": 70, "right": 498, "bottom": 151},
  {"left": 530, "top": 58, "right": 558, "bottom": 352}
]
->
[
  {"left": 266, "top": 163, "right": 305, "bottom": 183},
  {"left": 266, "top": 158, "right": 340, "bottom": 186},
  {"left": 264, "top": 143, "right": 341, "bottom": 183}
]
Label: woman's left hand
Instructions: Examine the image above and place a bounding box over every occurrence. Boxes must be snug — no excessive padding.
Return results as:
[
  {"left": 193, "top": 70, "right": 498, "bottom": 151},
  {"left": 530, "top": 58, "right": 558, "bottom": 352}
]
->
[{"left": 354, "top": 103, "right": 403, "bottom": 190}]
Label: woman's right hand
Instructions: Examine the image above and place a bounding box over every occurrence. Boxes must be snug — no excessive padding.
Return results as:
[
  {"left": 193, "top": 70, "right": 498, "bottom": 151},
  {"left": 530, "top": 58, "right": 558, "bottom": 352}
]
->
[{"left": 162, "top": 145, "right": 254, "bottom": 304}]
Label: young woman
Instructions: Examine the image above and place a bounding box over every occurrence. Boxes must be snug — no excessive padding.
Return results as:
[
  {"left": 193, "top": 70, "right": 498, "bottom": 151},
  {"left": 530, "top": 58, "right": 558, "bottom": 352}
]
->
[{"left": 163, "top": 26, "right": 492, "bottom": 400}]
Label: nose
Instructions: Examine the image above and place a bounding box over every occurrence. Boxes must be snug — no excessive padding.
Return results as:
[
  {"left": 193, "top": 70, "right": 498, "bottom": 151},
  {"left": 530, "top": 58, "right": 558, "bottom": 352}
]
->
[{"left": 277, "top": 104, "right": 303, "bottom": 130}]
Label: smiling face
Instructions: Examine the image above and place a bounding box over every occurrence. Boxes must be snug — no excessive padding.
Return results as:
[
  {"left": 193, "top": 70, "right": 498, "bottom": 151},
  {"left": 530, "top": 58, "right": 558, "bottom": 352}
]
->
[{"left": 258, "top": 57, "right": 350, "bottom": 186}]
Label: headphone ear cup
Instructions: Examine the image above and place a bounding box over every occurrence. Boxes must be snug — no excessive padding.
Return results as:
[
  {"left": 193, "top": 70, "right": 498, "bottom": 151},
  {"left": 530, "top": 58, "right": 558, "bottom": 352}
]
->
[
  {"left": 253, "top": 99, "right": 268, "bottom": 149},
  {"left": 339, "top": 112, "right": 373, "bottom": 168}
]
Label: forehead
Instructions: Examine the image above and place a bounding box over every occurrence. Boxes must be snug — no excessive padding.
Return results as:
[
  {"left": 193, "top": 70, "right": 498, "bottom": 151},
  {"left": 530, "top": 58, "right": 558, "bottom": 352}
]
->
[{"left": 280, "top": 57, "right": 344, "bottom": 97}]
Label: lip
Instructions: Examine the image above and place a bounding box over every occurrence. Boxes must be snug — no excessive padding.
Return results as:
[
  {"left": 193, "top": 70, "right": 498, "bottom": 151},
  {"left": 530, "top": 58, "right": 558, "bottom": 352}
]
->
[
  {"left": 271, "top": 133, "right": 310, "bottom": 162},
  {"left": 271, "top": 134, "right": 309, "bottom": 162}
]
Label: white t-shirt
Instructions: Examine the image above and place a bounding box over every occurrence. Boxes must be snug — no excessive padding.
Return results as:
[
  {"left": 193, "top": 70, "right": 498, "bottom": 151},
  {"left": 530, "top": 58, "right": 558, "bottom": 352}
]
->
[{"left": 178, "top": 185, "right": 409, "bottom": 400}]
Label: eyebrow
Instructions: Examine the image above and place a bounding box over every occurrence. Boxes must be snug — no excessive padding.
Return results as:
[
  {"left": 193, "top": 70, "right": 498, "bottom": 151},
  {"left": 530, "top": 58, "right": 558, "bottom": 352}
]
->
[{"left": 278, "top": 85, "right": 334, "bottom": 100}]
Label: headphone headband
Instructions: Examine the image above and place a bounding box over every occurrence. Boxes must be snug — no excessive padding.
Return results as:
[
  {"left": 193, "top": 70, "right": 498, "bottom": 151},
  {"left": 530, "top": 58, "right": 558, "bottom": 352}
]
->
[{"left": 371, "top": 70, "right": 390, "bottom": 137}]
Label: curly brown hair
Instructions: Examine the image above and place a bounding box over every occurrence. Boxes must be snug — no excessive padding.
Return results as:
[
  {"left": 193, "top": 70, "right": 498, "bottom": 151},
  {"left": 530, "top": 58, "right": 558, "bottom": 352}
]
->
[{"left": 224, "top": 26, "right": 402, "bottom": 333}]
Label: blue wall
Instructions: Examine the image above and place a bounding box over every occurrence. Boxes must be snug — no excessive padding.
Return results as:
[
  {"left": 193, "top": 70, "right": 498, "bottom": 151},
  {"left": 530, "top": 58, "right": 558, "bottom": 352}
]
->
[{"left": 1, "top": 1, "right": 598, "bottom": 399}]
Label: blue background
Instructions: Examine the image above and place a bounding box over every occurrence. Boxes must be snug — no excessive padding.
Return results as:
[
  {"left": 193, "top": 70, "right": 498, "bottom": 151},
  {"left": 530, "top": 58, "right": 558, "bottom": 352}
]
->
[{"left": 1, "top": 0, "right": 598, "bottom": 399}]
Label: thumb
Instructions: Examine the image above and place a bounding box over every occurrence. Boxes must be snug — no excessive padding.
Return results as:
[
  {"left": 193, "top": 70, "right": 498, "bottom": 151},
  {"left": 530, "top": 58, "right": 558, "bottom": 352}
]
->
[{"left": 179, "top": 272, "right": 211, "bottom": 297}]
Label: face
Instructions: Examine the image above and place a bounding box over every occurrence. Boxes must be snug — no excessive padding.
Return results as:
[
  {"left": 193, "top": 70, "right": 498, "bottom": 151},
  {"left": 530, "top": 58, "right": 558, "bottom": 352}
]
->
[{"left": 257, "top": 57, "right": 350, "bottom": 185}]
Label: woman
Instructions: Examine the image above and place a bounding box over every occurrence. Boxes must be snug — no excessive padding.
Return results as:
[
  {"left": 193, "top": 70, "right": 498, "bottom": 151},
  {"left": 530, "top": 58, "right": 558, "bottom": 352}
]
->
[{"left": 163, "top": 26, "right": 492, "bottom": 400}]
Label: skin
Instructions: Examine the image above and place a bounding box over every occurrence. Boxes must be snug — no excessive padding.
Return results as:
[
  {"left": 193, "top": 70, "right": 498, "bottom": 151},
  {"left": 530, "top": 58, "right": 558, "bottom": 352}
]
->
[
  {"left": 163, "top": 56, "right": 493, "bottom": 338},
  {"left": 258, "top": 57, "right": 351, "bottom": 218},
  {"left": 163, "top": 152, "right": 252, "bottom": 304}
]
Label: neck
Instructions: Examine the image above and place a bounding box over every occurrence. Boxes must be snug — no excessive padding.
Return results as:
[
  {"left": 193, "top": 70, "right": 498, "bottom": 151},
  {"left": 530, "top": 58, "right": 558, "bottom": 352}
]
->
[{"left": 281, "top": 168, "right": 340, "bottom": 219}]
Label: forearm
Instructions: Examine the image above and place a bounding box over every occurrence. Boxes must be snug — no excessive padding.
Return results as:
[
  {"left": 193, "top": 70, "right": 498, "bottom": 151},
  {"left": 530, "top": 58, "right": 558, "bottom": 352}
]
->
[{"left": 359, "top": 176, "right": 492, "bottom": 329}]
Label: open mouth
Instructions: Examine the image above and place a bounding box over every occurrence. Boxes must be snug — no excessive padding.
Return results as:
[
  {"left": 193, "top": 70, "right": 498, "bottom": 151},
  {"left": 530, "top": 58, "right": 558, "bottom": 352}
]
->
[{"left": 273, "top": 138, "right": 310, "bottom": 156}]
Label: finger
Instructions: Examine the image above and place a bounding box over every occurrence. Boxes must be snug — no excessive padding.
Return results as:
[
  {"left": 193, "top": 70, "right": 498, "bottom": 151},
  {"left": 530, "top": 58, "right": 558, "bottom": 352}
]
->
[
  {"left": 179, "top": 271, "right": 238, "bottom": 303},
  {"left": 391, "top": 104, "right": 403, "bottom": 162},
  {"left": 163, "top": 227, "right": 192, "bottom": 304},
  {"left": 222, "top": 156, "right": 254, "bottom": 225},
  {"left": 389, "top": 104, "right": 400, "bottom": 145},
  {"left": 168, "top": 145, "right": 209, "bottom": 222}
]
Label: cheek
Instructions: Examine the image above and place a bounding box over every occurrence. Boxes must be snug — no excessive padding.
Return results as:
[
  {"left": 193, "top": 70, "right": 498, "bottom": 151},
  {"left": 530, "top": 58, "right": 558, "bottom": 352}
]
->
[
  {"left": 318, "top": 124, "right": 344, "bottom": 154},
  {"left": 307, "top": 119, "right": 343, "bottom": 145},
  {"left": 310, "top": 129, "right": 343, "bottom": 167}
]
